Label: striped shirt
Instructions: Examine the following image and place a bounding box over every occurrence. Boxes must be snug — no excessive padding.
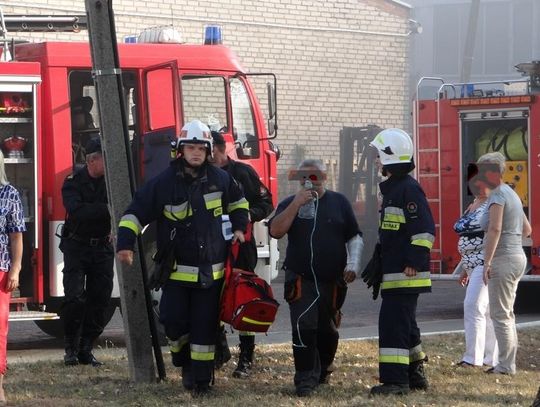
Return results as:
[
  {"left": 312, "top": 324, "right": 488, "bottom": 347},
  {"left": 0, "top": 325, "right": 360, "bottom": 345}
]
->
[{"left": 0, "top": 184, "right": 26, "bottom": 271}]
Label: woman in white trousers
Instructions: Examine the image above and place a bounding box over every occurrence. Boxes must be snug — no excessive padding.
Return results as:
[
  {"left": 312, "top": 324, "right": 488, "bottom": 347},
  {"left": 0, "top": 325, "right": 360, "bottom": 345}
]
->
[
  {"left": 454, "top": 168, "right": 498, "bottom": 367},
  {"left": 458, "top": 263, "right": 498, "bottom": 367}
]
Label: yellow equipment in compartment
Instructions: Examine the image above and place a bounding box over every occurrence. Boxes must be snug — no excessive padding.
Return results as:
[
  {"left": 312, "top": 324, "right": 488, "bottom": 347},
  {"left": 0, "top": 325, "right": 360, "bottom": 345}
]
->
[{"left": 503, "top": 161, "right": 528, "bottom": 207}]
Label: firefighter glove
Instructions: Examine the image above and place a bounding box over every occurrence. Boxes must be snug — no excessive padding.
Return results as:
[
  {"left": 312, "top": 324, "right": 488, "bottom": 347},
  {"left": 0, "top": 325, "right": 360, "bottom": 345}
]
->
[
  {"left": 148, "top": 243, "right": 176, "bottom": 290},
  {"left": 371, "top": 279, "right": 381, "bottom": 300},
  {"left": 360, "top": 243, "right": 383, "bottom": 300}
]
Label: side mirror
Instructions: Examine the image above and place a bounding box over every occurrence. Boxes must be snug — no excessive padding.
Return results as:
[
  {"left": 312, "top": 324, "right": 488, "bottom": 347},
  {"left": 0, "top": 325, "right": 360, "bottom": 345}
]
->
[{"left": 269, "top": 140, "right": 281, "bottom": 161}]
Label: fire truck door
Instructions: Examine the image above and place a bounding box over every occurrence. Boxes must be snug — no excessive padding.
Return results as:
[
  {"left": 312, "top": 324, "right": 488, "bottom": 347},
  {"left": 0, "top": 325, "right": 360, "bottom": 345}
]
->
[{"left": 140, "top": 61, "right": 181, "bottom": 183}]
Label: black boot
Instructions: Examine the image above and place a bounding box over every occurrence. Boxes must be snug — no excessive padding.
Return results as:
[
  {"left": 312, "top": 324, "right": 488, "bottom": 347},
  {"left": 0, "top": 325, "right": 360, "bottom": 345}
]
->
[
  {"left": 370, "top": 383, "right": 410, "bottom": 396},
  {"left": 214, "top": 325, "right": 231, "bottom": 370},
  {"left": 319, "top": 362, "right": 335, "bottom": 384},
  {"left": 64, "top": 336, "right": 79, "bottom": 366},
  {"left": 182, "top": 366, "right": 194, "bottom": 390},
  {"left": 78, "top": 337, "right": 103, "bottom": 367},
  {"left": 409, "top": 360, "right": 429, "bottom": 391},
  {"left": 232, "top": 336, "right": 255, "bottom": 378},
  {"left": 294, "top": 368, "right": 319, "bottom": 397},
  {"left": 532, "top": 386, "right": 540, "bottom": 407},
  {"left": 191, "top": 382, "right": 211, "bottom": 398}
]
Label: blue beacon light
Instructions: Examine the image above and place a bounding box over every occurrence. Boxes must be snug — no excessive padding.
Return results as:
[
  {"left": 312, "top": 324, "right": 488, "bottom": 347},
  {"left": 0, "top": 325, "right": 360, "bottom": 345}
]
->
[{"left": 204, "top": 25, "right": 223, "bottom": 45}]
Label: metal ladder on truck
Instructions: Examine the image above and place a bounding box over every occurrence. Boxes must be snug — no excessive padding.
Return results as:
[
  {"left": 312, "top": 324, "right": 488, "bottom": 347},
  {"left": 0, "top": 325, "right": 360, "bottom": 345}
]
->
[
  {"left": 0, "top": 9, "right": 86, "bottom": 321},
  {"left": 413, "top": 77, "right": 445, "bottom": 276}
]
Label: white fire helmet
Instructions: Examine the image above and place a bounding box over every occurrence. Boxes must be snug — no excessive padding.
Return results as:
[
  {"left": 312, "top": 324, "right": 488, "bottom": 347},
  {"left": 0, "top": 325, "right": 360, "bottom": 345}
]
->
[
  {"left": 370, "top": 128, "right": 413, "bottom": 165},
  {"left": 177, "top": 120, "right": 213, "bottom": 157}
]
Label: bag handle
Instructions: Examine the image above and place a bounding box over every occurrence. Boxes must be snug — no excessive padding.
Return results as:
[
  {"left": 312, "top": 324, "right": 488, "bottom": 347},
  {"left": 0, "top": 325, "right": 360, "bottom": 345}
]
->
[
  {"left": 224, "top": 241, "right": 240, "bottom": 286},
  {"left": 238, "top": 276, "right": 279, "bottom": 305},
  {"left": 225, "top": 222, "right": 254, "bottom": 282}
]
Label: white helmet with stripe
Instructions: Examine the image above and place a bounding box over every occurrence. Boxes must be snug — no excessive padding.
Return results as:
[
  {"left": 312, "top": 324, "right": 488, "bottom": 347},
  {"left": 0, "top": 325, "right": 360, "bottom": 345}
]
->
[
  {"left": 177, "top": 120, "right": 213, "bottom": 157},
  {"left": 370, "top": 128, "right": 413, "bottom": 166}
]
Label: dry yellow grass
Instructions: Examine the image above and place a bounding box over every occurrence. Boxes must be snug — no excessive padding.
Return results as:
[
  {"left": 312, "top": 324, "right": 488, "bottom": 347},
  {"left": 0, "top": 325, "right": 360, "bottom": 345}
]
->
[{"left": 4, "top": 327, "right": 539, "bottom": 406}]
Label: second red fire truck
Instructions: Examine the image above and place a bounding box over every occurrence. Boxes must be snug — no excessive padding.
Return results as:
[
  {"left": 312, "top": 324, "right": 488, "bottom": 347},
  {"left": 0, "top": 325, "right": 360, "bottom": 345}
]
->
[{"left": 414, "top": 63, "right": 540, "bottom": 306}]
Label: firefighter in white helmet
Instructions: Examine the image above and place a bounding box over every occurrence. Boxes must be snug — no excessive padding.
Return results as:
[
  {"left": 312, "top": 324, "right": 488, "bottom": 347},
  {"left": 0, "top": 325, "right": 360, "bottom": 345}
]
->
[
  {"left": 362, "top": 128, "right": 435, "bottom": 396},
  {"left": 117, "top": 120, "right": 249, "bottom": 396},
  {"left": 177, "top": 120, "right": 214, "bottom": 159}
]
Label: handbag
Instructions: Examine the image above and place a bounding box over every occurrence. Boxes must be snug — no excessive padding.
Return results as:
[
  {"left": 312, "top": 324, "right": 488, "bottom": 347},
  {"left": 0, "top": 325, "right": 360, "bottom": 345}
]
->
[{"left": 220, "top": 242, "right": 279, "bottom": 332}]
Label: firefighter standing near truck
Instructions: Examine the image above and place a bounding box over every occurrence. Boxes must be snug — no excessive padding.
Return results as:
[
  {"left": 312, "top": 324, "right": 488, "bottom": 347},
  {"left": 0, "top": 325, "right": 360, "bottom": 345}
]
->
[
  {"left": 209, "top": 131, "right": 274, "bottom": 378},
  {"left": 116, "top": 120, "right": 249, "bottom": 397},
  {"left": 366, "top": 128, "right": 435, "bottom": 396},
  {"left": 59, "top": 136, "right": 114, "bottom": 367}
]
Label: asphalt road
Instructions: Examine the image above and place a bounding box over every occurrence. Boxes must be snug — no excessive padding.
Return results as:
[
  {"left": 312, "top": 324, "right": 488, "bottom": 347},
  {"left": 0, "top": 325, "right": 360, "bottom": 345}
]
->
[
  {"left": 7, "top": 278, "right": 466, "bottom": 350},
  {"left": 7, "top": 276, "right": 540, "bottom": 364}
]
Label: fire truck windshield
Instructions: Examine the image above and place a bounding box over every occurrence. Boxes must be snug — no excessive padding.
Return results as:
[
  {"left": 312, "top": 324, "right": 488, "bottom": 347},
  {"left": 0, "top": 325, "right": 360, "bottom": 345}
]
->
[
  {"left": 182, "top": 76, "right": 228, "bottom": 133},
  {"left": 182, "top": 75, "right": 260, "bottom": 158}
]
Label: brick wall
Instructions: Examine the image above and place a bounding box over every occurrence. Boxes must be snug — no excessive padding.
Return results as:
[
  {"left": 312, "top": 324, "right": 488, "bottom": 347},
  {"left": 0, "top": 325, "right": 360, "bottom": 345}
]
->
[{"left": 1, "top": 0, "right": 411, "bottom": 198}]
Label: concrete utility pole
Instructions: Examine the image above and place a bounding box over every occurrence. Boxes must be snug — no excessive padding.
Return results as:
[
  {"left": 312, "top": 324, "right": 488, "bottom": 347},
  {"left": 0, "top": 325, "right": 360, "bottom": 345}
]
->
[
  {"left": 460, "top": 0, "right": 481, "bottom": 83},
  {"left": 84, "top": 0, "right": 157, "bottom": 382}
]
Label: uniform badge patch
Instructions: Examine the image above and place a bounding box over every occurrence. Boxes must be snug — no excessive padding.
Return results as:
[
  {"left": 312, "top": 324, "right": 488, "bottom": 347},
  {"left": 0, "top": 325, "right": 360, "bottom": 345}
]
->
[{"left": 406, "top": 202, "right": 418, "bottom": 214}]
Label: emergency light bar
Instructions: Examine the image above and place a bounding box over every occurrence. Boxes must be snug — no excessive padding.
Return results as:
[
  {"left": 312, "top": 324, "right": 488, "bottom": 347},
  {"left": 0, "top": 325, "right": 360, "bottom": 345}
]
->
[
  {"left": 137, "top": 26, "right": 182, "bottom": 44},
  {"left": 204, "top": 25, "right": 222, "bottom": 45},
  {"left": 450, "top": 95, "right": 533, "bottom": 107}
]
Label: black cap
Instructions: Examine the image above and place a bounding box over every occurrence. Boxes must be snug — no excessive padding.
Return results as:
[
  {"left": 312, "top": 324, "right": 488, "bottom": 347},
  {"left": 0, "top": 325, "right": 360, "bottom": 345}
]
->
[
  {"left": 211, "top": 131, "right": 226, "bottom": 146},
  {"left": 85, "top": 137, "right": 102, "bottom": 155}
]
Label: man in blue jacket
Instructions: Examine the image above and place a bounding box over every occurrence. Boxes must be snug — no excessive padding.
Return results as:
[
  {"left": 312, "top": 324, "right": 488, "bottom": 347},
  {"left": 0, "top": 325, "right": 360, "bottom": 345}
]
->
[{"left": 116, "top": 120, "right": 249, "bottom": 396}]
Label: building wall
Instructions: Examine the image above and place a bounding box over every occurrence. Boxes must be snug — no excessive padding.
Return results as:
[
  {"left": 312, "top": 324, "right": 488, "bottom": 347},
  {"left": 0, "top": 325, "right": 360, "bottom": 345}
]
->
[
  {"left": 0, "top": 0, "right": 411, "bottom": 198},
  {"left": 408, "top": 0, "right": 540, "bottom": 99}
]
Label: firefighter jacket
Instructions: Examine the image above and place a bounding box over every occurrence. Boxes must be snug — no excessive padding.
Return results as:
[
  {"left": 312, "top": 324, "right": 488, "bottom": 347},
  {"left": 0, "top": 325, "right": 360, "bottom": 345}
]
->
[
  {"left": 223, "top": 158, "right": 273, "bottom": 222},
  {"left": 378, "top": 174, "right": 435, "bottom": 295},
  {"left": 61, "top": 166, "right": 111, "bottom": 240},
  {"left": 117, "top": 159, "right": 249, "bottom": 288}
]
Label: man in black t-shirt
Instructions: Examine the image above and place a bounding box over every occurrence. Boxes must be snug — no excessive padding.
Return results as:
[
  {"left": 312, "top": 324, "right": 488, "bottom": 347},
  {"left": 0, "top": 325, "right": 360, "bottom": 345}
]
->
[{"left": 269, "top": 159, "right": 364, "bottom": 397}]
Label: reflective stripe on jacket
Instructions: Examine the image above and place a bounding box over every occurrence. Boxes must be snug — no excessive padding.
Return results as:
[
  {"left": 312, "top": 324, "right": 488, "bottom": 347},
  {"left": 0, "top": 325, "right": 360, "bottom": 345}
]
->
[
  {"left": 117, "top": 159, "right": 249, "bottom": 288},
  {"left": 378, "top": 175, "right": 435, "bottom": 295}
]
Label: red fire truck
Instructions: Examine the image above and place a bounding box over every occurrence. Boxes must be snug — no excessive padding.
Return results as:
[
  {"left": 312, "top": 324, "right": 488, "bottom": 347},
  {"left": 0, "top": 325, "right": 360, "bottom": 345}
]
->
[
  {"left": 414, "top": 64, "right": 540, "bottom": 305},
  {"left": 1, "top": 18, "right": 279, "bottom": 336}
]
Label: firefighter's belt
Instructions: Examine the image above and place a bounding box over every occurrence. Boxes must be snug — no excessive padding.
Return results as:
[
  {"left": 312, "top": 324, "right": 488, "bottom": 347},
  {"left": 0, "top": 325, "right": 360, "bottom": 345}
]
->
[
  {"left": 169, "top": 262, "right": 225, "bottom": 282},
  {"left": 67, "top": 233, "right": 110, "bottom": 247}
]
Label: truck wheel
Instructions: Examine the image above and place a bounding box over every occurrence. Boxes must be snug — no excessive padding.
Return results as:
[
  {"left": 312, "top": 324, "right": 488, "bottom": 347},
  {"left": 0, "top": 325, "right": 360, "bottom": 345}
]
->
[{"left": 33, "top": 300, "right": 118, "bottom": 339}]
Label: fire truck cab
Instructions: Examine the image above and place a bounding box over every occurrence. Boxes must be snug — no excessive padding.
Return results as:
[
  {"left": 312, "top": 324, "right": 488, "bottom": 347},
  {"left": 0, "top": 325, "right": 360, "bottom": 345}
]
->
[
  {"left": 414, "top": 64, "right": 539, "bottom": 301},
  {"left": 1, "top": 24, "right": 279, "bottom": 336}
]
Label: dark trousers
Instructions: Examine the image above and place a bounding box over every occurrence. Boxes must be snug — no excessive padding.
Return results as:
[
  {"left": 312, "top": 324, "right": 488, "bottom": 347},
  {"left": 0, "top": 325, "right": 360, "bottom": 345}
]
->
[
  {"left": 287, "top": 272, "right": 339, "bottom": 389},
  {"left": 159, "top": 280, "right": 223, "bottom": 385},
  {"left": 60, "top": 239, "right": 114, "bottom": 341},
  {"left": 378, "top": 293, "right": 422, "bottom": 384}
]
